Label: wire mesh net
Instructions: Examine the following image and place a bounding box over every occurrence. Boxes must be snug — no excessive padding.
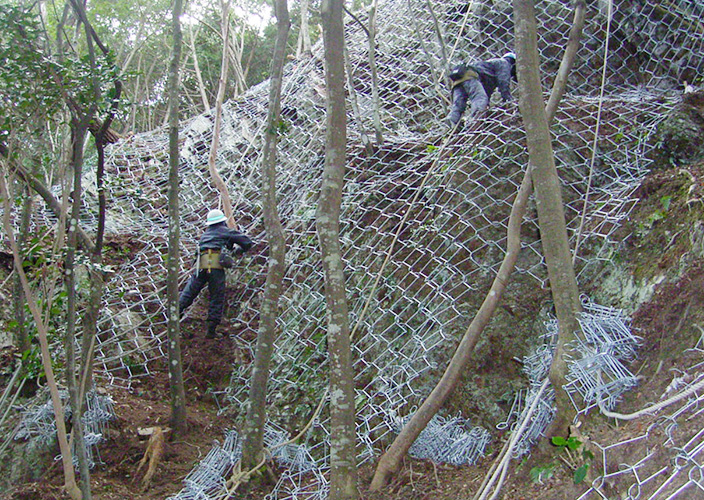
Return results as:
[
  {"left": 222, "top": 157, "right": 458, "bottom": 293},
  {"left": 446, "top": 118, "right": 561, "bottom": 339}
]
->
[{"left": 4, "top": 0, "right": 704, "bottom": 498}]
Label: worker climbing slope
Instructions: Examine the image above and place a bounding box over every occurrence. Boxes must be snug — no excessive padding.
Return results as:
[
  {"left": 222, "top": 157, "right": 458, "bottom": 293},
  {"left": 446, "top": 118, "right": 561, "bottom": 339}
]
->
[
  {"left": 178, "top": 208, "right": 253, "bottom": 339},
  {"left": 447, "top": 52, "right": 517, "bottom": 128}
]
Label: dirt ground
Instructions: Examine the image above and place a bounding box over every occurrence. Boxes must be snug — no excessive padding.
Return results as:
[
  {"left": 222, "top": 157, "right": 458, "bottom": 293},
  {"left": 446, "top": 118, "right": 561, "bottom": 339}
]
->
[{"left": 3, "top": 165, "right": 704, "bottom": 500}]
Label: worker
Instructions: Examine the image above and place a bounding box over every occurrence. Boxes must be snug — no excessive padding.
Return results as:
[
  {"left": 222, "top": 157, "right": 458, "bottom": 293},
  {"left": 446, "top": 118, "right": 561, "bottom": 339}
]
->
[
  {"left": 447, "top": 52, "right": 517, "bottom": 128},
  {"left": 178, "top": 209, "right": 253, "bottom": 339}
]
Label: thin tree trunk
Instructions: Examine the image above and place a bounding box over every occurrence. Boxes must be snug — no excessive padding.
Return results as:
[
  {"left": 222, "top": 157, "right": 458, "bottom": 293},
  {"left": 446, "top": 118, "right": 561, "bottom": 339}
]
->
[
  {"left": 296, "top": 0, "right": 312, "bottom": 57},
  {"left": 240, "top": 0, "right": 290, "bottom": 470},
  {"left": 167, "top": 0, "right": 188, "bottom": 436},
  {"left": 344, "top": 46, "right": 374, "bottom": 155},
  {"left": 370, "top": 160, "right": 533, "bottom": 491},
  {"left": 64, "top": 123, "right": 91, "bottom": 500},
  {"left": 320, "top": 0, "right": 358, "bottom": 498},
  {"left": 14, "top": 184, "right": 33, "bottom": 354},
  {"left": 0, "top": 175, "right": 82, "bottom": 500},
  {"left": 81, "top": 80, "right": 122, "bottom": 403},
  {"left": 227, "top": 24, "right": 248, "bottom": 96},
  {"left": 207, "top": 0, "right": 237, "bottom": 227},
  {"left": 188, "top": 25, "right": 211, "bottom": 111},
  {"left": 513, "top": 0, "right": 581, "bottom": 437},
  {"left": 368, "top": 0, "right": 383, "bottom": 145},
  {"left": 545, "top": 0, "right": 586, "bottom": 123}
]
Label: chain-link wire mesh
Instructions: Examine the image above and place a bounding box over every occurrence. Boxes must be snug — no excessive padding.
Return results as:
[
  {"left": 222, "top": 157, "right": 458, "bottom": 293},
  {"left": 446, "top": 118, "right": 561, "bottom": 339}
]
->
[
  {"left": 3, "top": 0, "right": 703, "bottom": 498},
  {"left": 13, "top": 389, "right": 114, "bottom": 469}
]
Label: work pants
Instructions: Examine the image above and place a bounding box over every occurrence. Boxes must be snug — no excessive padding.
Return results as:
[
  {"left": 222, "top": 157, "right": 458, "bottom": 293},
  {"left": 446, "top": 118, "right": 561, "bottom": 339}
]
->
[
  {"left": 178, "top": 268, "right": 227, "bottom": 330},
  {"left": 448, "top": 78, "right": 489, "bottom": 125}
]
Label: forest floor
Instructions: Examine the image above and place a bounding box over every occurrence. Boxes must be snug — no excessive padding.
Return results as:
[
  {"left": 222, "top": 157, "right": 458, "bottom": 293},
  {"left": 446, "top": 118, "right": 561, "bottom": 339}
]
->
[{"left": 2, "top": 164, "right": 704, "bottom": 500}]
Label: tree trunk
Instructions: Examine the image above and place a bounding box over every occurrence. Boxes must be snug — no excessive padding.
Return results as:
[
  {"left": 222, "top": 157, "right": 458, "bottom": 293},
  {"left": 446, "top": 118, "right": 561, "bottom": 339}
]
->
[
  {"left": 81, "top": 80, "right": 122, "bottom": 404},
  {"left": 207, "top": 0, "right": 237, "bottom": 227},
  {"left": 13, "top": 185, "right": 32, "bottom": 354},
  {"left": 65, "top": 122, "right": 91, "bottom": 500},
  {"left": 370, "top": 156, "right": 533, "bottom": 491},
  {"left": 319, "top": 0, "right": 358, "bottom": 498},
  {"left": 188, "top": 25, "right": 211, "bottom": 112},
  {"left": 240, "top": 0, "right": 290, "bottom": 471},
  {"left": 0, "top": 175, "right": 82, "bottom": 500},
  {"left": 167, "top": 0, "right": 188, "bottom": 436},
  {"left": 368, "top": 0, "right": 383, "bottom": 145},
  {"left": 513, "top": 0, "right": 581, "bottom": 436},
  {"left": 296, "top": 0, "right": 312, "bottom": 57}
]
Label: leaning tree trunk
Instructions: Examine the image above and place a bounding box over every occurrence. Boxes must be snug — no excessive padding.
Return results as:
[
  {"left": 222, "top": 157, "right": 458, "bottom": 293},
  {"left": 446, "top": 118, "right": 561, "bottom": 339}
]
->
[
  {"left": 167, "top": 0, "right": 188, "bottom": 436},
  {"left": 240, "top": 0, "right": 290, "bottom": 470},
  {"left": 0, "top": 175, "right": 81, "bottom": 500},
  {"left": 370, "top": 0, "right": 586, "bottom": 488},
  {"left": 319, "top": 0, "right": 358, "bottom": 498},
  {"left": 513, "top": 0, "right": 581, "bottom": 436}
]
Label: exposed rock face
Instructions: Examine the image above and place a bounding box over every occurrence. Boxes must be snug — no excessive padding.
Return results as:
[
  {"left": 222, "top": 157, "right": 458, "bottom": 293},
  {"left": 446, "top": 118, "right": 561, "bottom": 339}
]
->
[
  {"left": 1, "top": 436, "right": 58, "bottom": 491},
  {"left": 649, "top": 90, "right": 704, "bottom": 168}
]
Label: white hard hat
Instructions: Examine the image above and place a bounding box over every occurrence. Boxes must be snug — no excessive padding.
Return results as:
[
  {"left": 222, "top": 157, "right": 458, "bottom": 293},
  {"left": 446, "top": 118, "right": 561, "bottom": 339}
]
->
[
  {"left": 503, "top": 52, "right": 516, "bottom": 62},
  {"left": 206, "top": 209, "right": 226, "bottom": 225}
]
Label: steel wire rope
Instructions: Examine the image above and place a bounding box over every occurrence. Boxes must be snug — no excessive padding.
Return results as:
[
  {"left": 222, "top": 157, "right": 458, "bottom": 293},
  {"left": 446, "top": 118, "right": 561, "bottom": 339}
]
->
[
  {"left": 572, "top": 0, "right": 613, "bottom": 265},
  {"left": 473, "top": 378, "right": 551, "bottom": 500}
]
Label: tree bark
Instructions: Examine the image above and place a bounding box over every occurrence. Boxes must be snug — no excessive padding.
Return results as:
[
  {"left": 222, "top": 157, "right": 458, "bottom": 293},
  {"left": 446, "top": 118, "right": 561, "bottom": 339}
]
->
[
  {"left": 207, "top": 0, "right": 237, "bottom": 227},
  {"left": 188, "top": 24, "right": 211, "bottom": 112},
  {"left": 296, "top": 0, "right": 312, "bottom": 57},
  {"left": 545, "top": 0, "right": 586, "bottom": 123},
  {"left": 167, "top": 0, "right": 188, "bottom": 436},
  {"left": 64, "top": 122, "right": 92, "bottom": 500},
  {"left": 513, "top": 0, "right": 581, "bottom": 436},
  {"left": 13, "top": 184, "right": 32, "bottom": 354},
  {"left": 1, "top": 174, "right": 81, "bottom": 500},
  {"left": 319, "top": 0, "right": 358, "bottom": 498},
  {"left": 368, "top": 0, "right": 383, "bottom": 145},
  {"left": 240, "top": 0, "right": 290, "bottom": 470}
]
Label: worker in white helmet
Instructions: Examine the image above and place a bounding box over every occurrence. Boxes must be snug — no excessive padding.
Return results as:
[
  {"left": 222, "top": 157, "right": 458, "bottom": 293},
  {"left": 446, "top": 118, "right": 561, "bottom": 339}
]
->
[{"left": 178, "top": 209, "right": 253, "bottom": 339}]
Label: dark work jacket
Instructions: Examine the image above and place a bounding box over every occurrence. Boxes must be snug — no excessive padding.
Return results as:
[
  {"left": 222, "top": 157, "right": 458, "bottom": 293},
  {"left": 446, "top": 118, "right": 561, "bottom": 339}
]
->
[
  {"left": 473, "top": 57, "right": 516, "bottom": 102},
  {"left": 198, "top": 222, "right": 253, "bottom": 255}
]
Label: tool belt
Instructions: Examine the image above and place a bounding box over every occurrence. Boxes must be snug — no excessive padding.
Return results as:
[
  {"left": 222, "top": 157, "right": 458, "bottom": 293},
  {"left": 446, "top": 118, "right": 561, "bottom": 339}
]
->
[
  {"left": 450, "top": 67, "right": 480, "bottom": 88},
  {"left": 199, "top": 248, "right": 223, "bottom": 270}
]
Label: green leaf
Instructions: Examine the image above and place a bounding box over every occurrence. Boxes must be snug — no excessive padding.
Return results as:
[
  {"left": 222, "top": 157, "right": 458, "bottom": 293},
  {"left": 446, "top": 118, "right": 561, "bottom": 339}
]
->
[
  {"left": 529, "top": 464, "right": 554, "bottom": 484},
  {"left": 566, "top": 437, "right": 582, "bottom": 451},
  {"left": 551, "top": 436, "right": 568, "bottom": 447},
  {"left": 661, "top": 195, "right": 672, "bottom": 211},
  {"left": 574, "top": 463, "right": 589, "bottom": 484}
]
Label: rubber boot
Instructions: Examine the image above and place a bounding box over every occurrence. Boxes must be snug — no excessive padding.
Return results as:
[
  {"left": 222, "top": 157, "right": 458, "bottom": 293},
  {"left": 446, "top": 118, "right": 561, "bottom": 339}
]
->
[{"left": 205, "top": 321, "right": 218, "bottom": 339}]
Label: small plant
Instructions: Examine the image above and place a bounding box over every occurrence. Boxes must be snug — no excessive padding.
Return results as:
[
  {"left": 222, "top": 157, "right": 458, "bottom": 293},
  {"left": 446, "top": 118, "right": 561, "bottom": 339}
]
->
[
  {"left": 529, "top": 462, "right": 556, "bottom": 484},
  {"left": 644, "top": 194, "right": 673, "bottom": 227},
  {"left": 552, "top": 435, "right": 595, "bottom": 485}
]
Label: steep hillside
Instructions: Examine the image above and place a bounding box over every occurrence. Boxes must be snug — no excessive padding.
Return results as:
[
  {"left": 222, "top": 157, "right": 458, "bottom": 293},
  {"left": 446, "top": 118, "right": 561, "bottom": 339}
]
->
[{"left": 1, "top": 0, "right": 704, "bottom": 499}]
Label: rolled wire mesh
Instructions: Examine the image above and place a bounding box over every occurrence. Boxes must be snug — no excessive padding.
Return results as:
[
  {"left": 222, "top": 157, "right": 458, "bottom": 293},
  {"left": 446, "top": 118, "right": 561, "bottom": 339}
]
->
[
  {"left": 13, "top": 389, "right": 114, "bottom": 469},
  {"left": 577, "top": 334, "right": 704, "bottom": 500},
  {"left": 1, "top": 0, "right": 702, "bottom": 498}
]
